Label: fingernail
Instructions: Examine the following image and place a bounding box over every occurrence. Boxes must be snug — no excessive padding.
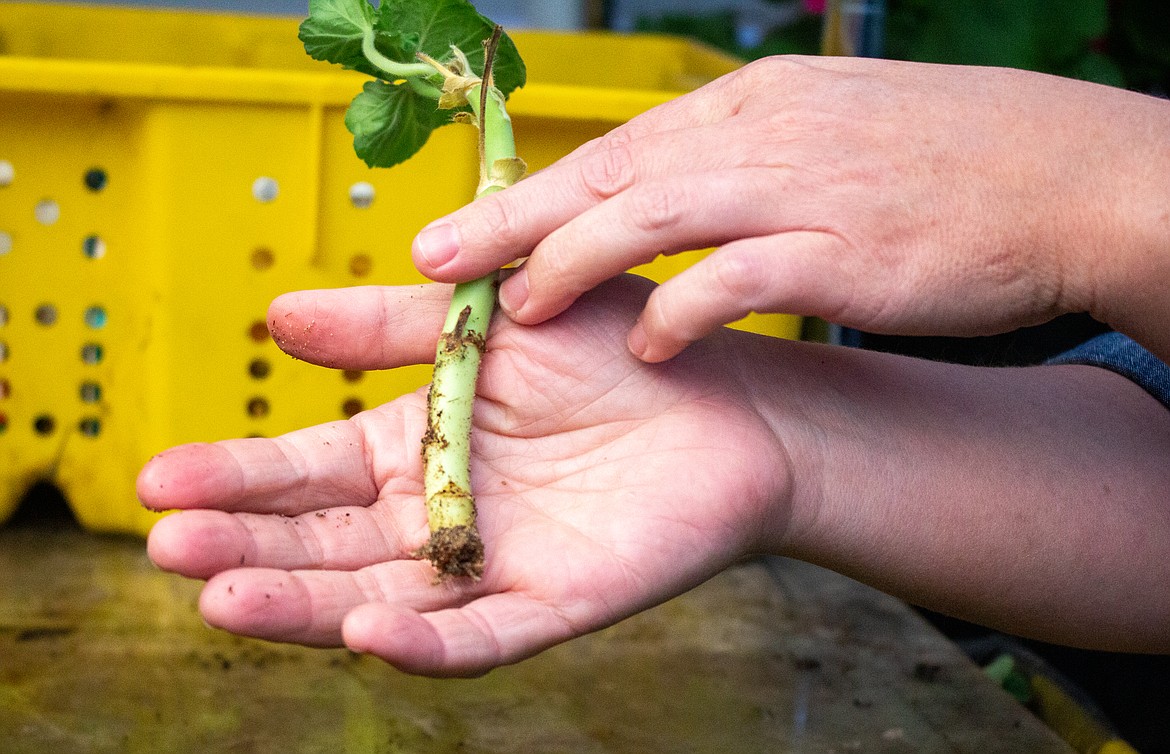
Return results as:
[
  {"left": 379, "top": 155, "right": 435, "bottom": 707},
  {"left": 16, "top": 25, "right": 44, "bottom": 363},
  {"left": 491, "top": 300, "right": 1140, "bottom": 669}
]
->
[
  {"left": 499, "top": 269, "right": 529, "bottom": 316},
  {"left": 627, "top": 321, "right": 648, "bottom": 359},
  {"left": 413, "top": 223, "right": 460, "bottom": 269}
]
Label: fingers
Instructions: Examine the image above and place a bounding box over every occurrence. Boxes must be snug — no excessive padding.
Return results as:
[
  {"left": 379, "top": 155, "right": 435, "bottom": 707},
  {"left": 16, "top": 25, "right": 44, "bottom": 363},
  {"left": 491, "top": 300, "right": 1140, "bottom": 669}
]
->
[
  {"left": 267, "top": 284, "right": 451, "bottom": 369},
  {"left": 496, "top": 167, "right": 789, "bottom": 325},
  {"left": 410, "top": 56, "right": 826, "bottom": 285},
  {"left": 411, "top": 117, "right": 758, "bottom": 283},
  {"left": 196, "top": 565, "right": 577, "bottom": 675},
  {"left": 196, "top": 560, "right": 470, "bottom": 648},
  {"left": 137, "top": 422, "right": 378, "bottom": 515},
  {"left": 343, "top": 594, "right": 577, "bottom": 677},
  {"left": 630, "top": 231, "right": 850, "bottom": 362},
  {"left": 146, "top": 502, "right": 425, "bottom": 579}
]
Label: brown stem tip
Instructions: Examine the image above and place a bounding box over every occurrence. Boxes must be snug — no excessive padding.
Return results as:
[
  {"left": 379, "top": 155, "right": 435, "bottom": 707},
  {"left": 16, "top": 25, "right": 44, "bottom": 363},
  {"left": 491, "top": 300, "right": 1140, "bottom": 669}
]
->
[{"left": 414, "top": 525, "right": 485, "bottom": 581}]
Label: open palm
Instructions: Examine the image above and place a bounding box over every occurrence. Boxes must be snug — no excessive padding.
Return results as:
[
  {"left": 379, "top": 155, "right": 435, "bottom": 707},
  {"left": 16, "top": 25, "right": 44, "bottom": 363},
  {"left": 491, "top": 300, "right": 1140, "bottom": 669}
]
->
[{"left": 140, "top": 277, "right": 792, "bottom": 676}]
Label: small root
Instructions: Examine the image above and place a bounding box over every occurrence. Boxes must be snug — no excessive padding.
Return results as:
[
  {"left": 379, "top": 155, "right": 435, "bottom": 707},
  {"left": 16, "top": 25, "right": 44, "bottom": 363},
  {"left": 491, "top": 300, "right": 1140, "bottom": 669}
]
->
[
  {"left": 439, "top": 305, "right": 487, "bottom": 355},
  {"left": 414, "top": 525, "right": 485, "bottom": 581}
]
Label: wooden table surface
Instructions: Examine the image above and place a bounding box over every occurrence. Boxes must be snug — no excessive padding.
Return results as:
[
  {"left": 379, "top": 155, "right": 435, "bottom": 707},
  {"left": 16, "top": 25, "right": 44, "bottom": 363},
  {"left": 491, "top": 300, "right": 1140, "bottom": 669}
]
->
[{"left": 0, "top": 517, "right": 1073, "bottom": 753}]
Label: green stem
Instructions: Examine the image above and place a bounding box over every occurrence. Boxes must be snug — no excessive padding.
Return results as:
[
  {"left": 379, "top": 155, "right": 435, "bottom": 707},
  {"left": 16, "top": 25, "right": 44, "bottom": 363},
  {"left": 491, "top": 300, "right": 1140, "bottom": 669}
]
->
[
  {"left": 417, "top": 36, "right": 520, "bottom": 580},
  {"left": 361, "top": 30, "right": 441, "bottom": 99}
]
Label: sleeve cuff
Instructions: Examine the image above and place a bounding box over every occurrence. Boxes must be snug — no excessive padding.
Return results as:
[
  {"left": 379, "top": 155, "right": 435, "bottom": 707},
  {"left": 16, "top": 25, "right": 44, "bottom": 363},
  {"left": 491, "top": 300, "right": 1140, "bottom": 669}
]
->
[{"left": 1046, "top": 332, "right": 1170, "bottom": 411}]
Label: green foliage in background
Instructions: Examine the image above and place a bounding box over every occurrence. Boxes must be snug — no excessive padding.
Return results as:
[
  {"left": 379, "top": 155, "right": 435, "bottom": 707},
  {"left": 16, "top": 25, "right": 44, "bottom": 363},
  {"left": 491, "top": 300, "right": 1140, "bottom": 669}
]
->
[
  {"left": 885, "top": 0, "right": 1123, "bottom": 86},
  {"left": 1106, "top": 0, "right": 1170, "bottom": 93},
  {"left": 634, "top": 10, "right": 823, "bottom": 60},
  {"left": 636, "top": 0, "right": 1170, "bottom": 93}
]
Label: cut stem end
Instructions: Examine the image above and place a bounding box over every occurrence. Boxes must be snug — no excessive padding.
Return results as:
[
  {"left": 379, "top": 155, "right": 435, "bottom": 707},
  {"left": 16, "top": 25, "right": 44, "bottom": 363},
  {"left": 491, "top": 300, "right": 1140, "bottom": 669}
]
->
[{"left": 414, "top": 525, "right": 485, "bottom": 581}]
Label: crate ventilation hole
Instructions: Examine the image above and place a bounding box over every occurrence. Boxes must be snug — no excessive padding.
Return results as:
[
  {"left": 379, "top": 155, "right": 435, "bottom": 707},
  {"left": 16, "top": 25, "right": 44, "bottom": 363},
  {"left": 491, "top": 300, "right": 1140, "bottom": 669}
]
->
[
  {"left": 1, "top": 161, "right": 13, "bottom": 256},
  {"left": 249, "top": 358, "right": 271, "bottom": 380},
  {"left": 0, "top": 299, "right": 6, "bottom": 434},
  {"left": 34, "top": 199, "right": 59, "bottom": 226},
  {"left": 251, "top": 246, "right": 275, "bottom": 270},
  {"left": 239, "top": 178, "right": 391, "bottom": 424},
  {"left": 252, "top": 176, "right": 279, "bottom": 203},
  {"left": 84, "top": 168, "right": 108, "bottom": 192},
  {"left": 349, "top": 181, "right": 374, "bottom": 209},
  {"left": 34, "top": 304, "right": 57, "bottom": 327},
  {"left": 0, "top": 166, "right": 106, "bottom": 437},
  {"left": 83, "top": 235, "right": 106, "bottom": 260}
]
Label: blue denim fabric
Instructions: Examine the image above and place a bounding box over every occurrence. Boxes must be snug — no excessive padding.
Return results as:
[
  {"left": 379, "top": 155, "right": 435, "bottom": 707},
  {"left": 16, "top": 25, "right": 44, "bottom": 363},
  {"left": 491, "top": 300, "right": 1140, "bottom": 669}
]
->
[{"left": 1047, "top": 332, "right": 1170, "bottom": 410}]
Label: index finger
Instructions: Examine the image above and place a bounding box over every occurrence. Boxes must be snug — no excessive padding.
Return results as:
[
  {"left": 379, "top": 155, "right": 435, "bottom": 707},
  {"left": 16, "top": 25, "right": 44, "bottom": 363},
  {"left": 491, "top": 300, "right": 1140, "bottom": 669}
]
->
[{"left": 410, "top": 68, "right": 752, "bottom": 282}]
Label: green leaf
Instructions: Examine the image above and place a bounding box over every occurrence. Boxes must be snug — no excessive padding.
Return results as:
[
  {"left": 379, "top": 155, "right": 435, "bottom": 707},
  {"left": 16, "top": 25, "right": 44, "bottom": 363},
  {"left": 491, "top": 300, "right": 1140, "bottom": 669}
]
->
[
  {"left": 304, "top": 0, "right": 527, "bottom": 168},
  {"left": 375, "top": 0, "right": 526, "bottom": 97},
  {"left": 345, "top": 80, "right": 452, "bottom": 168},
  {"left": 299, "top": 0, "right": 379, "bottom": 75}
]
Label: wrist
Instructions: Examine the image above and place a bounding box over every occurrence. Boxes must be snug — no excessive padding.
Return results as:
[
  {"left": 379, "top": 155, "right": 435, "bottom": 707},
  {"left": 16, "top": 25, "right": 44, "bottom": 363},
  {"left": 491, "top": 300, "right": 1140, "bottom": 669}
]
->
[
  {"left": 1066, "top": 86, "right": 1170, "bottom": 361},
  {"left": 731, "top": 335, "right": 834, "bottom": 558}
]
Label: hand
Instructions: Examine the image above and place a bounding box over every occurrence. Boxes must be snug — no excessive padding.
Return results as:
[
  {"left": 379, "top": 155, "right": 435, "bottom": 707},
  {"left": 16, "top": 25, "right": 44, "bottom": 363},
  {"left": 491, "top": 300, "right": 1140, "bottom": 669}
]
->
[
  {"left": 139, "top": 278, "right": 794, "bottom": 676},
  {"left": 411, "top": 56, "right": 1170, "bottom": 362}
]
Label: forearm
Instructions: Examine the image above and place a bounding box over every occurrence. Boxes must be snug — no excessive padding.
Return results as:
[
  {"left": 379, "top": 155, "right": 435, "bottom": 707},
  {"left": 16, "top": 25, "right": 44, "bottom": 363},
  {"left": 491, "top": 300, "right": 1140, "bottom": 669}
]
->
[{"left": 754, "top": 340, "right": 1170, "bottom": 651}]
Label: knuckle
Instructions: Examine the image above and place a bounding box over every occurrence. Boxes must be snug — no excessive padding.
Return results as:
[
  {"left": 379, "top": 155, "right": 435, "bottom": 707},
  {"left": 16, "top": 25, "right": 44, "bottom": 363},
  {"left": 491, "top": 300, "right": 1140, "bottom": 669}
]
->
[
  {"left": 734, "top": 56, "right": 798, "bottom": 91},
  {"left": 578, "top": 133, "right": 636, "bottom": 199},
  {"left": 475, "top": 195, "right": 520, "bottom": 241},
  {"left": 644, "top": 284, "right": 701, "bottom": 347},
  {"left": 711, "top": 247, "right": 769, "bottom": 305},
  {"left": 737, "top": 56, "right": 777, "bottom": 83},
  {"left": 529, "top": 240, "right": 573, "bottom": 293},
  {"left": 642, "top": 286, "right": 677, "bottom": 338},
  {"left": 730, "top": 56, "right": 822, "bottom": 109},
  {"left": 748, "top": 54, "right": 815, "bottom": 78},
  {"left": 626, "top": 181, "right": 686, "bottom": 234}
]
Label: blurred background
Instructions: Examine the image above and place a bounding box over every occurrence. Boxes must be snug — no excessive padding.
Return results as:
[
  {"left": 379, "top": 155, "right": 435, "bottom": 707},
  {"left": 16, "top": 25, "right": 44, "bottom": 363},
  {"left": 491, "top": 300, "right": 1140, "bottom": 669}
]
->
[
  {"left": 11, "top": 1, "right": 1170, "bottom": 751},
  {"left": 28, "top": 0, "right": 1170, "bottom": 99}
]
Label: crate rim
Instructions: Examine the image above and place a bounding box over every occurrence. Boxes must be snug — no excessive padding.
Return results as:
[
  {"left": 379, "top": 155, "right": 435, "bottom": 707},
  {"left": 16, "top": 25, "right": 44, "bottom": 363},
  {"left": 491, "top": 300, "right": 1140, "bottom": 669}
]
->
[
  {"left": 0, "top": 1, "right": 739, "bottom": 122},
  {"left": 2, "top": 56, "right": 699, "bottom": 121}
]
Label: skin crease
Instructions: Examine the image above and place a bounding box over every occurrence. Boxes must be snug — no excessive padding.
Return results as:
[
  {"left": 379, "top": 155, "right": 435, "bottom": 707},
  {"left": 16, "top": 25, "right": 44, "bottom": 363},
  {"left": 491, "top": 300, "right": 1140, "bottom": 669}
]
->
[
  {"left": 411, "top": 56, "right": 1170, "bottom": 364},
  {"left": 140, "top": 57, "right": 1170, "bottom": 675},
  {"left": 141, "top": 279, "right": 1170, "bottom": 677}
]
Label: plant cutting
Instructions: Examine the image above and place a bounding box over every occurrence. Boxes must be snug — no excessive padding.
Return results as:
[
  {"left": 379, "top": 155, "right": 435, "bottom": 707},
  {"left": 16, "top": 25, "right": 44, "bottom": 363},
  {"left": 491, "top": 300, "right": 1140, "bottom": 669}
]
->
[{"left": 299, "top": 0, "right": 527, "bottom": 580}]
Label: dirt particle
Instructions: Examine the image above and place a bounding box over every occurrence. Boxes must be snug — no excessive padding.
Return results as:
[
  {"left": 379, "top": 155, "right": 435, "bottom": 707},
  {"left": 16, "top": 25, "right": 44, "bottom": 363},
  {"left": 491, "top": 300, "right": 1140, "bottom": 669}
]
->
[
  {"left": 15, "top": 626, "right": 75, "bottom": 642},
  {"left": 421, "top": 424, "right": 448, "bottom": 451},
  {"left": 912, "top": 661, "right": 942, "bottom": 683}
]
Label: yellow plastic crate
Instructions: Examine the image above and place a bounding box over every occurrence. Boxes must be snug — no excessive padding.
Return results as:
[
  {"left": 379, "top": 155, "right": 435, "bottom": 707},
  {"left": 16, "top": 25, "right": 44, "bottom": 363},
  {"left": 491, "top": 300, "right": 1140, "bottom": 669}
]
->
[{"left": 0, "top": 3, "right": 800, "bottom": 536}]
